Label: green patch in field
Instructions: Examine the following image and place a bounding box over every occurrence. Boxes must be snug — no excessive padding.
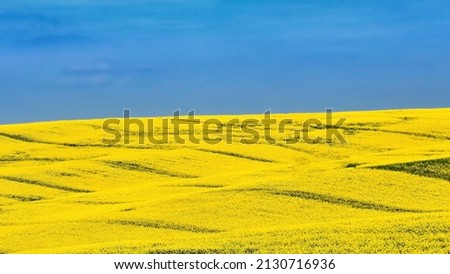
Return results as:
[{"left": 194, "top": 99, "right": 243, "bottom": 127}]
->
[
  {"left": 103, "top": 160, "right": 198, "bottom": 178},
  {"left": 109, "top": 219, "right": 223, "bottom": 233},
  {"left": 344, "top": 162, "right": 363, "bottom": 168},
  {"left": 0, "top": 194, "right": 44, "bottom": 202},
  {"left": 370, "top": 157, "right": 450, "bottom": 181}
]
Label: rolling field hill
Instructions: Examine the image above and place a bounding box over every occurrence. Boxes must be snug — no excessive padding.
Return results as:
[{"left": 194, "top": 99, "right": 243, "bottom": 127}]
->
[{"left": 0, "top": 108, "right": 449, "bottom": 254}]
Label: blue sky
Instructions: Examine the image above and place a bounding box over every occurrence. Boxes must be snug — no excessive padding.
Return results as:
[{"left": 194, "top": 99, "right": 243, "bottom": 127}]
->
[{"left": 1, "top": 0, "right": 449, "bottom": 123}]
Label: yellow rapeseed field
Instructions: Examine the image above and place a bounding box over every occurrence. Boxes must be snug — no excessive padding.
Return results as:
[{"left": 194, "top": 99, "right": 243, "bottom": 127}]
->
[{"left": 0, "top": 108, "right": 449, "bottom": 254}]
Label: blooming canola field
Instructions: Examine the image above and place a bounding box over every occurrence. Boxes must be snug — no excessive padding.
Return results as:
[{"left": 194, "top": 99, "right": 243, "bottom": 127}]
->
[{"left": 0, "top": 108, "right": 449, "bottom": 254}]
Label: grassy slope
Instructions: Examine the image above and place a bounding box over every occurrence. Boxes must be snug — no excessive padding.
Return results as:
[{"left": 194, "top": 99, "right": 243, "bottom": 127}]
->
[{"left": 0, "top": 108, "right": 449, "bottom": 254}]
